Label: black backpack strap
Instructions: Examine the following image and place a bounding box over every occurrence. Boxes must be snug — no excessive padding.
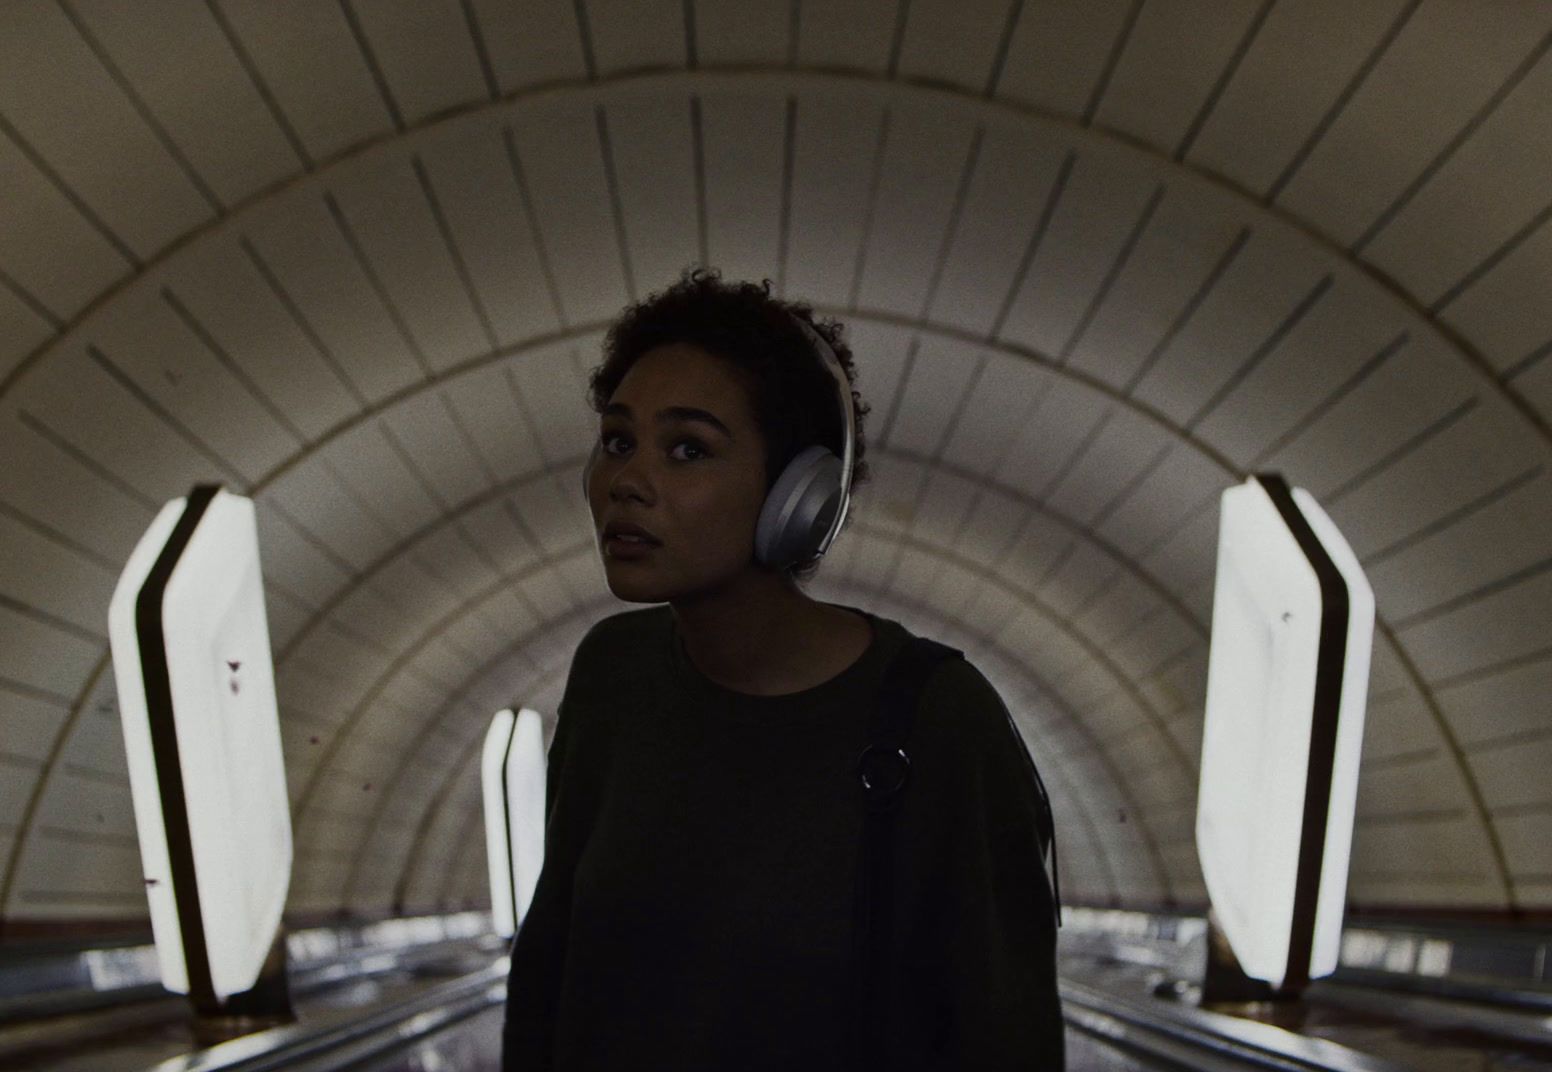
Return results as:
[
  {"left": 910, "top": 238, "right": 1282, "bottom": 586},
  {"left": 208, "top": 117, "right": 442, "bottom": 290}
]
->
[{"left": 847, "top": 636, "right": 963, "bottom": 1071}]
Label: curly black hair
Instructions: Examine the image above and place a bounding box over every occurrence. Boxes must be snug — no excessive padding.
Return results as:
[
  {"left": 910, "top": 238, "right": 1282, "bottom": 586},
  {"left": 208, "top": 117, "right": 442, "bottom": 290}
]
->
[{"left": 586, "top": 266, "right": 872, "bottom": 584}]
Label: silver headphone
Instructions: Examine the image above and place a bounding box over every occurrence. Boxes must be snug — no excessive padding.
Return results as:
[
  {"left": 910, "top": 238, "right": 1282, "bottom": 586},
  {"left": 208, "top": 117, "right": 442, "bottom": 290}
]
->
[{"left": 583, "top": 311, "right": 855, "bottom": 572}]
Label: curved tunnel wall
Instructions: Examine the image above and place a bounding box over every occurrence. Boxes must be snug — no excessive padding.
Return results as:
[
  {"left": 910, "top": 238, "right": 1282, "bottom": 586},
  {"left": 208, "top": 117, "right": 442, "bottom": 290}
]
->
[{"left": 2, "top": 1, "right": 1551, "bottom": 936}]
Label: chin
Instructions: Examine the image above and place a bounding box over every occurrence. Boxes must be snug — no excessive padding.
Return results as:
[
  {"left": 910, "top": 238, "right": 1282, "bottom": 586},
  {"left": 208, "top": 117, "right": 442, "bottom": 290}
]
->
[
  {"left": 601, "top": 562, "right": 668, "bottom": 602},
  {"left": 605, "top": 583, "right": 667, "bottom": 604}
]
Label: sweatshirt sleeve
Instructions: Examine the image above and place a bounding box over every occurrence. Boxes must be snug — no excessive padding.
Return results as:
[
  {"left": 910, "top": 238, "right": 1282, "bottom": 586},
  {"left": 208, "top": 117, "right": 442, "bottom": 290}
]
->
[
  {"left": 931, "top": 662, "right": 1065, "bottom": 1069},
  {"left": 500, "top": 630, "right": 597, "bottom": 1071}
]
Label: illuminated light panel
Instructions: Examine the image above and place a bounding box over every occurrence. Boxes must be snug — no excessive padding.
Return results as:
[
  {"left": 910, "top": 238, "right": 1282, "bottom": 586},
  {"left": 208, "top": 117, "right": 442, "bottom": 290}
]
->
[
  {"left": 107, "top": 486, "right": 292, "bottom": 1004},
  {"left": 483, "top": 708, "right": 547, "bottom": 938},
  {"left": 482, "top": 710, "right": 517, "bottom": 937},
  {"left": 1195, "top": 474, "right": 1374, "bottom": 991}
]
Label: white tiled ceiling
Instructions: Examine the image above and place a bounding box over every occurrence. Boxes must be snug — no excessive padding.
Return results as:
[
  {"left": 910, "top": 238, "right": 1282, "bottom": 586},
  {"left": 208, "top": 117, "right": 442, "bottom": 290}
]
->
[{"left": 1, "top": 0, "right": 1550, "bottom": 931}]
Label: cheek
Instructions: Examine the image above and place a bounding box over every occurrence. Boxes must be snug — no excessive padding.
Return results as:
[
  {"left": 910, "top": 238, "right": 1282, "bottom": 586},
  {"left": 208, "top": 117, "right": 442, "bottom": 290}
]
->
[{"left": 688, "top": 482, "right": 764, "bottom": 544}]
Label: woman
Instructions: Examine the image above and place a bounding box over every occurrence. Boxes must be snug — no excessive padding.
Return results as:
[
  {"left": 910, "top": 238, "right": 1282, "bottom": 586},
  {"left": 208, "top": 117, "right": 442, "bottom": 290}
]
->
[{"left": 502, "top": 268, "right": 1063, "bottom": 1070}]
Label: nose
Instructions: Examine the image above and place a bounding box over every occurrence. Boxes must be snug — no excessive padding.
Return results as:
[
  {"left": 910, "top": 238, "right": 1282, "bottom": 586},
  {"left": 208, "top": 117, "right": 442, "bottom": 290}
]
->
[{"left": 601, "top": 451, "right": 651, "bottom": 505}]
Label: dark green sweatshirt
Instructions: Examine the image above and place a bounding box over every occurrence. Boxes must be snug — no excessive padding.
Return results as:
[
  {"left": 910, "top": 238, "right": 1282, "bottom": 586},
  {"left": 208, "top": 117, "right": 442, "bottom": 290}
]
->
[{"left": 501, "top": 601, "right": 1063, "bottom": 1070}]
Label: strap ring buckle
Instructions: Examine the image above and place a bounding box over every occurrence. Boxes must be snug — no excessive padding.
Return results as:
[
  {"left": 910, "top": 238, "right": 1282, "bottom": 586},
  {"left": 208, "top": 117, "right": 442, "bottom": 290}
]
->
[{"left": 855, "top": 744, "right": 911, "bottom": 812}]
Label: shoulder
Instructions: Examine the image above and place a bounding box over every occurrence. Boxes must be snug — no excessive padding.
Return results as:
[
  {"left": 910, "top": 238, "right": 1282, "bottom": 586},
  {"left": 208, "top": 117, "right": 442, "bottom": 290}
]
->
[
  {"left": 864, "top": 619, "right": 1016, "bottom": 751},
  {"left": 916, "top": 647, "right": 1002, "bottom": 714},
  {"left": 573, "top": 605, "right": 668, "bottom": 666},
  {"left": 892, "top": 637, "right": 1040, "bottom": 787},
  {"left": 875, "top": 623, "right": 1007, "bottom": 733},
  {"left": 555, "top": 606, "right": 667, "bottom": 722},
  {"left": 553, "top": 607, "right": 669, "bottom": 756}
]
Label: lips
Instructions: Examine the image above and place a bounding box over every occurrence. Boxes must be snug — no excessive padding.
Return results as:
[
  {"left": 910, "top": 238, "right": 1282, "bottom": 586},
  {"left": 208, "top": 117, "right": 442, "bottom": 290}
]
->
[{"left": 602, "top": 521, "right": 661, "bottom": 544}]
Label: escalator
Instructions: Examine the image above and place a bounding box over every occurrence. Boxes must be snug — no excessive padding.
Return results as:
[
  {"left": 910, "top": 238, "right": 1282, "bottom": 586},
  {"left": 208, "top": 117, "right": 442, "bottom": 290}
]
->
[{"left": 8, "top": 910, "right": 1551, "bottom": 1072}]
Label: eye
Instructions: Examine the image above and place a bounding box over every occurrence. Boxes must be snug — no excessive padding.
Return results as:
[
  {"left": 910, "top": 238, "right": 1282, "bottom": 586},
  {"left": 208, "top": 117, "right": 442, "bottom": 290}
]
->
[{"left": 599, "top": 431, "right": 709, "bottom": 461}]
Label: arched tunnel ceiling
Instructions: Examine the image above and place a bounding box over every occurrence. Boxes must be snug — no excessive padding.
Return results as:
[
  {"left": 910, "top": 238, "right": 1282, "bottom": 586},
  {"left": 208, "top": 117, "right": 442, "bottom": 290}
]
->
[{"left": 2, "top": 0, "right": 1551, "bottom": 932}]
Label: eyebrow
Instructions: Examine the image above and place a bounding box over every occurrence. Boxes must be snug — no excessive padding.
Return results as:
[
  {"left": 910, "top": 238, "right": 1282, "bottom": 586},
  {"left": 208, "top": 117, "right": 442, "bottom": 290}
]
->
[{"left": 601, "top": 402, "right": 734, "bottom": 439}]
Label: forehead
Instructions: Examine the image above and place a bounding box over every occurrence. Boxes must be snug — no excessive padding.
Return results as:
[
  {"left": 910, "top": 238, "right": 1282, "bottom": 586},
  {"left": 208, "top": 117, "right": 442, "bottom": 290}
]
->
[{"left": 608, "top": 342, "right": 758, "bottom": 428}]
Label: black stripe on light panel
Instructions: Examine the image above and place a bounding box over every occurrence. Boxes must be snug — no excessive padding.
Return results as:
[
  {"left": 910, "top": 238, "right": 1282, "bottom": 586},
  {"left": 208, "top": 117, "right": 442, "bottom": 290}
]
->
[
  {"left": 135, "top": 482, "right": 222, "bottom": 1010},
  {"left": 1255, "top": 472, "right": 1348, "bottom": 993}
]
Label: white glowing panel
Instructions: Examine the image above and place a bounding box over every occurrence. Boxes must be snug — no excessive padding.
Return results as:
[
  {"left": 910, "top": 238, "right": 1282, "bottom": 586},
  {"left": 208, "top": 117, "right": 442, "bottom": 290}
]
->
[
  {"left": 483, "top": 708, "right": 548, "bottom": 939},
  {"left": 107, "top": 487, "right": 292, "bottom": 1003},
  {"left": 507, "top": 709, "right": 547, "bottom": 931},
  {"left": 482, "top": 709, "right": 517, "bottom": 937},
  {"left": 1196, "top": 475, "right": 1374, "bottom": 990}
]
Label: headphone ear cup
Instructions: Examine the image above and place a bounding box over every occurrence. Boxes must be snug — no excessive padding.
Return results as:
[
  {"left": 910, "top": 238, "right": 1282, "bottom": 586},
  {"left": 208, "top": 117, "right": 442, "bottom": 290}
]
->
[{"left": 754, "top": 445, "right": 842, "bottom": 568}]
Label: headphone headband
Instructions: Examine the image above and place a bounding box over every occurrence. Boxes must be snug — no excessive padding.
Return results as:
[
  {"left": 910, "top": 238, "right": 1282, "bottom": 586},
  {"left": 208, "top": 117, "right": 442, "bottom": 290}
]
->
[{"left": 786, "top": 312, "right": 855, "bottom": 561}]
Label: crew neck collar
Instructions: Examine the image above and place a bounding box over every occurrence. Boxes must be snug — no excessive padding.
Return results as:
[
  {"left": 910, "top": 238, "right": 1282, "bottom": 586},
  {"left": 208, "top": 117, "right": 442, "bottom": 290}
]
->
[{"left": 666, "top": 600, "right": 887, "bottom": 712}]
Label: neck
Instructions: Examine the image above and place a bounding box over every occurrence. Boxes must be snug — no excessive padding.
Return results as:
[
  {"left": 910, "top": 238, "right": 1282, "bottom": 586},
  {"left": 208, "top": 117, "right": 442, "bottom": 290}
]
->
[{"left": 671, "top": 572, "right": 850, "bottom": 694}]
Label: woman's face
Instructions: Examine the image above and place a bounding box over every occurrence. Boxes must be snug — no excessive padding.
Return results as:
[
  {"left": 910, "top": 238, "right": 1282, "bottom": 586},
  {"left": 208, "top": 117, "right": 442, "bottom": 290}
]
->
[{"left": 589, "top": 341, "right": 772, "bottom": 602}]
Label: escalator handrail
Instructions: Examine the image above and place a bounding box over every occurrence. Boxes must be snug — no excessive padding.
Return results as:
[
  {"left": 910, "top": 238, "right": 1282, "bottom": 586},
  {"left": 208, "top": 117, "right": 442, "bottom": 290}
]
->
[
  {"left": 0, "top": 936, "right": 502, "bottom": 1068},
  {"left": 146, "top": 959, "right": 508, "bottom": 1072},
  {"left": 1060, "top": 977, "right": 1416, "bottom": 1072}
]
